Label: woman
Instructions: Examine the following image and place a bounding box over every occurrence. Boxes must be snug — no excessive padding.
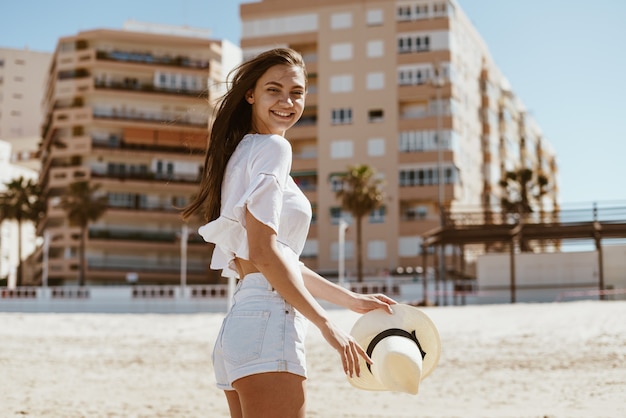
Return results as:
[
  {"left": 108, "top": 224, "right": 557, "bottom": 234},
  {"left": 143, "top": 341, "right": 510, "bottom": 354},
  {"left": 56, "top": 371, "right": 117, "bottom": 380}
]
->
[{"left": 182, "top": 48, "right": 395, "bottom": 418}]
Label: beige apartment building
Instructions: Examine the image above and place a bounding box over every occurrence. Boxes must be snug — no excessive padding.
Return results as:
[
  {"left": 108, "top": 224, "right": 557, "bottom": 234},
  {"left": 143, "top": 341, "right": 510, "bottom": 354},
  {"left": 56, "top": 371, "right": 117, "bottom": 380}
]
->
[
  {"left": 0, "top": 47, "right": 51, "bottom": 140},
  {"left": 240, "top": 0, "right": 558, "bottom": 278},
  {"left": 0, "top": 48, "right": 51, "bottom": 287},
  {"left": 34, "top": 24, "right": 240, "bottom": 285}
]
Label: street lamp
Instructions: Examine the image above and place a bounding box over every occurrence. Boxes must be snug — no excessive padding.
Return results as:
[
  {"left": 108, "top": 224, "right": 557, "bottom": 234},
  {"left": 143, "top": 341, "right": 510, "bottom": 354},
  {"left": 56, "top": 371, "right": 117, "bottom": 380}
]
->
[
  {"left": 432, "top": 65, "right": 446, "bottom": 305},
  {"left": 180, "top": 223, "right": 188, "bottom": 289},
  {"left": 338, "top": 218, "right": 348, "bottom": 288}
]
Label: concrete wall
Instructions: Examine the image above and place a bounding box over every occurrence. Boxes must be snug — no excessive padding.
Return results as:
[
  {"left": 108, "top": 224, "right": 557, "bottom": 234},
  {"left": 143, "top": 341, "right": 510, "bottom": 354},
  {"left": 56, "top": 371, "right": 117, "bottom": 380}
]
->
[{"left": 477, "top": 245, "right": 626, "bottom": 295}]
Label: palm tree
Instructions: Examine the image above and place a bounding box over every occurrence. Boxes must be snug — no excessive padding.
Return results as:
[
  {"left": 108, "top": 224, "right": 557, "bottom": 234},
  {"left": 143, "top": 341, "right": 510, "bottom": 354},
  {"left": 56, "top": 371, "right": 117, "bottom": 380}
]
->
[
  {"left": 335, "top": 164, "right": 384, "bottom": 282},
  {"left": 499, "top": 167, "right": 549, "bottom": 219},
  {"left": 59, "top": 181, "right": 108, "bottom": 286},
  {"left": 0, "top": 176, "right": 45, "bottom": 286},
  {"left": 499, "top": 167, "right": 549, "bottom": 251}
]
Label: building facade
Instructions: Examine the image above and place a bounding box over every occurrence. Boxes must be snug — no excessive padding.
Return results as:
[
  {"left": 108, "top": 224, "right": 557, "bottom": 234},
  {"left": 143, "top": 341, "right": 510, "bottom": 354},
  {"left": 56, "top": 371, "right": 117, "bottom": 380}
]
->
[
  {"left": 35, "top": 25, "right": 240, "bottom": 285},
  {"left": 0, "top": 47, "right": 51, "bottom": 287},
  {"left": 240, "top": 0, "right": 559, "bottom": 278}
]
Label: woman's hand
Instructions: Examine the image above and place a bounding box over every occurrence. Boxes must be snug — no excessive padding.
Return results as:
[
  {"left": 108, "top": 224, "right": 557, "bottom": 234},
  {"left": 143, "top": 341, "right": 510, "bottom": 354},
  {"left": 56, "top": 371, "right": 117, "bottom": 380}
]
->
[
  {"left": 348, "top": 293, "right": 397, "bottom": 315},
  {"left": 318, "top": 319, "right": 371, "bottom": 378}
]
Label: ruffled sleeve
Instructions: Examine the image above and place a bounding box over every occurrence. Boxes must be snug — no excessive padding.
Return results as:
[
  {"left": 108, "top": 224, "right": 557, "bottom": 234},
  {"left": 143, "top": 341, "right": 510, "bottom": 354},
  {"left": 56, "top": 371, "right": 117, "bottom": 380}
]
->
[{"left": 198, "top": 134, "right": 293, "bottom": 278}]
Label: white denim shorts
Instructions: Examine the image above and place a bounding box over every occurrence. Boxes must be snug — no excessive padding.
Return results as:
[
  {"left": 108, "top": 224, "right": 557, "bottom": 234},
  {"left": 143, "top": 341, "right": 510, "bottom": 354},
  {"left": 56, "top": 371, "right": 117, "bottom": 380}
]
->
[{"left": 212, "top": 273, "right": 309, "bottom": 390}]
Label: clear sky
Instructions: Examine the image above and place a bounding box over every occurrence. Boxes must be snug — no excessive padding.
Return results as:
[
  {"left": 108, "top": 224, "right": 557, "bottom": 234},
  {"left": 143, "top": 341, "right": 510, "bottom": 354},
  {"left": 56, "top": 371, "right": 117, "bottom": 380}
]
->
[{"left": 2, "top": 0, "right": 625, "bottom": 208}]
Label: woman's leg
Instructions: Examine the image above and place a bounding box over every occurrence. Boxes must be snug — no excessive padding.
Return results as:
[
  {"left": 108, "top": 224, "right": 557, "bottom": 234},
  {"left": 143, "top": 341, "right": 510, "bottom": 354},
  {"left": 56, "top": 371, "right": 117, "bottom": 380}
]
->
[
  {"left": 233, "top": 372, "right": 306, "bottom": 418},
  {"left": 224, "top": 390, "right": 243, "bottom": 418}
]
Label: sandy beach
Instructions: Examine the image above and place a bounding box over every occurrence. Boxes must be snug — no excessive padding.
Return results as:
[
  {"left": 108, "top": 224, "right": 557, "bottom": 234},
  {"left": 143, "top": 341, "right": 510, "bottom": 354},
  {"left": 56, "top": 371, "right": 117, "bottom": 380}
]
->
[{"left": 1, "top": 300, "right": 625, "bottom": 418}]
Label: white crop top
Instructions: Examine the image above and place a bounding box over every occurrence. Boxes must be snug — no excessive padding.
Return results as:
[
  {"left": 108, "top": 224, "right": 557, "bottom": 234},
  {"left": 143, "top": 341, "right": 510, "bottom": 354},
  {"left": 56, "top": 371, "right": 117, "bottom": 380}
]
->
[{"left": 198, "top": 133, "right": 312, "bottom": 278}]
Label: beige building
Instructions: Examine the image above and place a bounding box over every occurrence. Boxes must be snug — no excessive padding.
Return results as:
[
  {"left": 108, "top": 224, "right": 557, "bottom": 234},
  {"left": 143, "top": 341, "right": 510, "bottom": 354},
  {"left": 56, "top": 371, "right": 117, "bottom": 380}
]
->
[
  {"left": 34, "top": 23, "right": 240, "bottom": 285},
  {"left": 0, "top": 47, "right": 51, "bottom": 140},
  {"left": 240, "top": 0, "right": 558, "bottom": 278},
  {"left": 0, "top": 47, "right": 51, "bottom": 287}
]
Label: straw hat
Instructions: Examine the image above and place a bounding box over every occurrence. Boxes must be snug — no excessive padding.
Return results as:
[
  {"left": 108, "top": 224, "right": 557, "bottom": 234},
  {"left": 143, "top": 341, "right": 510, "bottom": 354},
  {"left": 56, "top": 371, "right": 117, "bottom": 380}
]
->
[{"left": 347, "top": 304, "right": 441, "bottom": 395}]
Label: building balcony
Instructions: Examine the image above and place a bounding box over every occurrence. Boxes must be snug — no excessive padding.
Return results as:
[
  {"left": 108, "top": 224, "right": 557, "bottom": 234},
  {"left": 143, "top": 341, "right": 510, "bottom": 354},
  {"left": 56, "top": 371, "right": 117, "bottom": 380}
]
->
[
  {"left": 47, "top": 166, "right": 91, "bottom": 190},
  {"left": 46, "top": 226, "right": 82, "bottom": 249},
  {"left": 92, "top": 108, "right": 208, "bottom": 128},
  {"left": 49, "top": 135, "right": 92, "bottom": 159},
  {"left": 48, "top": 258, "right": 78, "bottom": 278},
  {"left": 291, "top": 155, "right": 317, "bottom": 172},
  {"left": 85, "top": 263, "right": 210, "bottom": 285},
  {"left": 55, "top": 77, "right": 94, "bottom": 100},
  {"left": 90, "top": 171, "right": 200, "bottom": 187},
  {"left": 396, "top": 17, "right": 451, "bottom": 32},
  {"left": 48, "top": 107, "right": 93, "bottom": 133},
  {"left": 289, "top": 119, "right": 317, "bottom": 141},
  {"left": 95, "top": 50, "right": 210, "bottom": 71},
  {"left": 104, "top": 207, "right": 192, "bottom": 221},
  {"left": 398, "top": 219, "right": 439, "bottom": 235},
  {"left": 398, "top": 114, "right": 452, "bottom": 131},
  {"left": 398, "top": 82, "right": 452, "bottom": 101},
  {"left": 55, "top": 48, "right": 96, "bottom": 72},
  {"left": 91, "top": 139, "right": 204, "bottom": 157},
  {"left": 398, "top": 183, "right": 455, "bottom": 201},
  {"left": 94, "top": 80, "right": 208, "bottom": 99},
  {"left": 88, "top": 229, "right": 205, "bottom": 250}
]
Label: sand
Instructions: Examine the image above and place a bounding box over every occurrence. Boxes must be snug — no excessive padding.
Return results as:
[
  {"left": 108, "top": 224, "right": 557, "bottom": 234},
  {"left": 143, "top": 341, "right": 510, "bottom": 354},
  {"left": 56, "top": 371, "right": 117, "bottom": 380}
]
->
[{"left": 1, "top": 300, "right": 625, "bottom": 418}]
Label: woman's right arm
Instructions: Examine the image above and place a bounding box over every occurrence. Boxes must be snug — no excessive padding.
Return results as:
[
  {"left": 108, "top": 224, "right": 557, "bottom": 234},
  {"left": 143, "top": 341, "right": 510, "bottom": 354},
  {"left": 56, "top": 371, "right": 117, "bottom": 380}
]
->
[{"left": 245, "top": 209, "right": 370, "bottom": 378}]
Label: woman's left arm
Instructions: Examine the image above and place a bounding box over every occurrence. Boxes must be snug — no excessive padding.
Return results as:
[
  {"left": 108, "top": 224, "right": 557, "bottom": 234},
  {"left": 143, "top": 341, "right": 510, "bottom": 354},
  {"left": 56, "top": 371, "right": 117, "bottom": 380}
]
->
[{"left": 301, "top": 264, "right": 396, "bottom": 314}]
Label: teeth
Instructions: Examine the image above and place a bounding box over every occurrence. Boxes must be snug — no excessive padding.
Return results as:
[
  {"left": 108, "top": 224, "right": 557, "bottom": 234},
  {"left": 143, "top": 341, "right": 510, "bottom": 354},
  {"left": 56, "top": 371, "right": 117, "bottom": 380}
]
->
[{"left": 273, "top": 111, "right": 291, "bottom": 117}]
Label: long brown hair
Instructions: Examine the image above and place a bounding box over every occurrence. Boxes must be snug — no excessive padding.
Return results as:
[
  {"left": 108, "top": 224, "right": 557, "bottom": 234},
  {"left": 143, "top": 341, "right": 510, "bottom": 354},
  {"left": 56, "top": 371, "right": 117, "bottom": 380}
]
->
[{"left": 181, "top": 48, "right": 307, "bottom": 222}]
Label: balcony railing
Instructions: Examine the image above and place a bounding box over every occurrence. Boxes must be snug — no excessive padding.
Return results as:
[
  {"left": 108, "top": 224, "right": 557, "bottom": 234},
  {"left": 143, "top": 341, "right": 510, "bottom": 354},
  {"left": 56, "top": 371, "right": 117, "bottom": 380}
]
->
[
  {"left": 441, "top": 203, "right": 626, "bottom": 227},
  {"left": 93, "top": 108, "right": 207, "bottom": 128},
  {"left": 96, "top": 50, "right": 210, "bottom": 70},
  {"left": 91, "top": 170, "right": 200, "bottom": 184},
  {"left": 89, "top": 229, "right": 204, "bottom": 243},
  {"left": 91, "top": 136, "right": 205, "bottom": 154},
  {"left": 94, "top": 80, "right": 208, "bottom": 99}
]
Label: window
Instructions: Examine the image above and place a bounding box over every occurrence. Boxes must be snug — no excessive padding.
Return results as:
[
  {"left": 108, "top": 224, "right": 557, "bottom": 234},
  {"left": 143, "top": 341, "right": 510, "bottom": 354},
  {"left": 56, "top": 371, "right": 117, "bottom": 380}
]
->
[
  {"left": 331, "top": 108, "right": 353, "bottom": 125},
  {"left": 330, "top": 177, "right": 344, "bottom": 192},
  {"left": 397, "top": 35, "right": 431, "bottom": 53},
  {"left": 366, "top": 9, "right": 383, "bottom": 25},
  {"left": 330, "top": 43, "right": 353, "bottom": 61},
  {"left": 330, "top": 74, "right": 353, "bottom": 93},
  {"left": 108, "top": 192, "right": 133, "bottom": 208},
  {"left": 368, "top": 240, "right": 387, "bottom": 260},
  {"left": 368, "top": 138, "right": 385, "bottom": 156},
  {"left": 366, "top": 72, "right": 384, "bottom": 90},
  {"left": 399, "top": 165, "right": 456, "bottom": 186},
  {"left": 369, "top": 207, "right": 386, "bottom": 223},
  {"left": 15, "top": 59, "right": 25, "bottom": 65},
  {"left": 242, "top": 13, "right": 318, "bottom": 38},
  {"left": 302, "top": 240, "right": 319, "bottom": 258},
  {"left": 368, "top": 109, "right": 384, "bottom": 123},
  {"left": 329, "top": 207, "right": 353, "bottom": 224},
  {"left": 397, "top": 6, "right": 411, "bottom": 21},
  {"left": 331, "top": 241, "right": 354, "bottom": 261},
  {"left": 398, "top": 236, "right": 422, "bottom": 257},
  {"left": 367, "top": 40, "right": 384, "bottom": 58},
  {"left": 403, "top": 205, "right": 428, "bottom": 220},
  {"left": 331, "top": 12, "right": 352, "bottom": 29},
  {"left": 331, "top": 140, "right": 354, "bottom": 159}
]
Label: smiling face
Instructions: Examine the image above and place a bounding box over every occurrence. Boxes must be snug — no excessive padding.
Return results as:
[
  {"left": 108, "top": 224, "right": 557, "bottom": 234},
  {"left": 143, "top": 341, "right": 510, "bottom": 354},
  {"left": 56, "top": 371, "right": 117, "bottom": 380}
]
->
[{"left": 246, "top": 64, "right": 306, "bottom": 137}]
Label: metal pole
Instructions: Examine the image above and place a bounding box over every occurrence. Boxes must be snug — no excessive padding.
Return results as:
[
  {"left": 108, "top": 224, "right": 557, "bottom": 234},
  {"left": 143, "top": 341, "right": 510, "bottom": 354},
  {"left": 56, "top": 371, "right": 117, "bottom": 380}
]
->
[
  {"left": 42, "top": 230, "right": 50, "bottom": 288},
  {"left": 338, "top": 218, "right": 348, "bottom": 287},
  {"left": 180, "top": 224, "right": 188, "bottom": 289},
  {"left": 434, "top": 67, "right": 446, "bottom": 305}
]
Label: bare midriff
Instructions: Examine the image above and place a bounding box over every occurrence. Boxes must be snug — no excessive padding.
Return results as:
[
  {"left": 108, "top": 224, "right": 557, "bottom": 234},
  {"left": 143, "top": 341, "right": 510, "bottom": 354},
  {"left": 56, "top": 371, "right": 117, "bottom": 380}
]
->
[{"left": 234, "top": 257, "right": 260, "bottom": 279}]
